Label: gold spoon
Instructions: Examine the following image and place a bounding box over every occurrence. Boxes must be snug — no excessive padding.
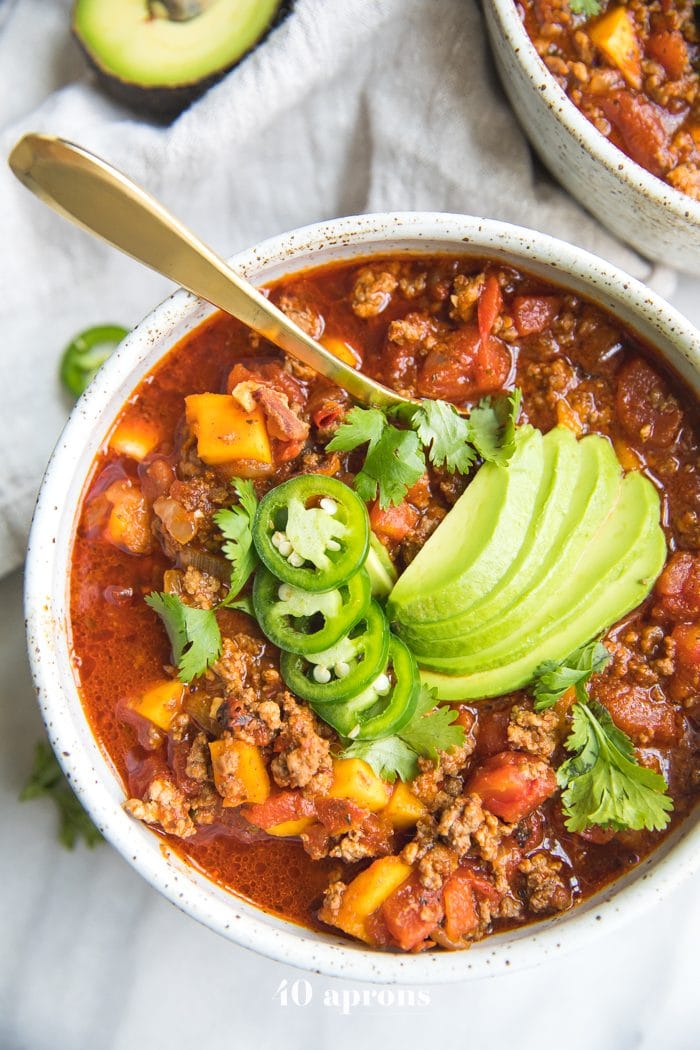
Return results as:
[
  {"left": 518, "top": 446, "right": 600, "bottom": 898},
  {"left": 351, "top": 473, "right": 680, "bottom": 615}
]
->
[{"left": 8, "top": 133, "right": 412, "bottom": 412}]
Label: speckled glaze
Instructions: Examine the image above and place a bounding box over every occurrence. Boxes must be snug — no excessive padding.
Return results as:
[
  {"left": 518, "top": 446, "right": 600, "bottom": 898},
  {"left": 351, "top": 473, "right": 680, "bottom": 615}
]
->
[
  {"left": 24, "top": 214, "right": 700, "bottom": 983},
  {"left": 484, "top": 0, "right": 700, "bottom": 276}
]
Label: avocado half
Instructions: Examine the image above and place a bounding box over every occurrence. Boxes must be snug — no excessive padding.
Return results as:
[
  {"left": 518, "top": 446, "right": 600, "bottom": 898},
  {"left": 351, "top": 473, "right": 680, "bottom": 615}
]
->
[{"left": 72, "top": 0, "right": 293, "bottom": 120}]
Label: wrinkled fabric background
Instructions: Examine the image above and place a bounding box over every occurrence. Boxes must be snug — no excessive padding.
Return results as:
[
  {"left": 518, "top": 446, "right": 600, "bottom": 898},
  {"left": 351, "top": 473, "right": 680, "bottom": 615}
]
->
[
  {"left": 0, "top": 0, "right": 680, "bottom": 576},
  {"left": 1, "top": 3, "right": 699, "bottom": 1048}
]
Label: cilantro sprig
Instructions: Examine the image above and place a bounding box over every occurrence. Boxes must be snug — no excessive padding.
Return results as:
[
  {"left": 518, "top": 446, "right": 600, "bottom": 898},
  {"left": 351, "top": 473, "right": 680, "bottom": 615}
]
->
[
  {"left": 531, "top": 638, "right": 611, "bottom": 711},
  {"left": 214, "top": 478, "right": 259, "bottom": 604},
  {"left": 529, "top": 641, "right": 673, "bottom": 832},
  {"left": 342, "top": 686, "right": 465, "bottom": 782},
  {"left": 557, "top": 701, "right": 673, "bottom": 833},
  {"left": 145, "top": 479, "right": 259, "bottom": 683},
  {"left": 327, "top": 389, "right": 521, "bottom": 509},
  {"left": 21, "top": 741, "right": 102, "bottom": 849}
]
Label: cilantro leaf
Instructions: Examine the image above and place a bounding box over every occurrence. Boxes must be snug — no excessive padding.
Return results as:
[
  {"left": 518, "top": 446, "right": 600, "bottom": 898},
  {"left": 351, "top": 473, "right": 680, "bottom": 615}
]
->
[
  {"left": 340, "top": 685, "right": 465, "bottom": 782},
  {"left": 398, "top": 687, "right": 465, "bottom": 760},
  {"left": 342, "top": 736, "right": 420, "bottom": 783},
  {"left": 531, "top": 639, "right": 611, "bottom": 711},
  {"left": 326, "top": 406, "right": 388, "bottom": 454},
  {"left": 145, "top": 592, "right": 222, "bottom": 682},
  {"left": 569, "top": 0, "right": 601, "bottom": 16},
  {"left": 468, "top": 388, "right": 522, "bottom": 466},
  {"left": 21, "top": 740, "right": 102, "bottom": 850},
  {"left": 413, "top": 399, "right": 476, "bottom": 474},
  {"left": 355, "top": 427, "right": 426, "bottom": 508},
  {"left": 557, "top": 700, "right": 673, "bottom": 832},
  {"left": 214, "top": 478, "right": 259, "bottom": 603}
]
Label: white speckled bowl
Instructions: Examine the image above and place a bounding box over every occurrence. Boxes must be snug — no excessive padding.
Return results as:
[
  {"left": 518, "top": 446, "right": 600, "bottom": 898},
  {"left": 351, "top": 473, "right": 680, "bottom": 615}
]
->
[
  {"left": 484, "top": 0, "right": 700, "bottom": 276},
  {"left": 25, "top": 213, "right": 700, "bottom": 983}
]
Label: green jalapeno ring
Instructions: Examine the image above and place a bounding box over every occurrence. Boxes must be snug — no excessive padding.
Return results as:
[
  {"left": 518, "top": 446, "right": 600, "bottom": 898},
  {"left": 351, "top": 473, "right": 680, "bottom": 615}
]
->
[
  {"left": 253, "top": 566, "right": 372, "bottom": 655},
  {"left": 59, "top": 324, "right": 129, "bottom": 399},
  {"left": 279, "top": 600, "right": 389, "bottom": 703},
  {"left": 311, "top": 636, "right": 420, "bottom": 740},
  {"left": 253, "top": 475, "right": 370, "bottom": 593}
]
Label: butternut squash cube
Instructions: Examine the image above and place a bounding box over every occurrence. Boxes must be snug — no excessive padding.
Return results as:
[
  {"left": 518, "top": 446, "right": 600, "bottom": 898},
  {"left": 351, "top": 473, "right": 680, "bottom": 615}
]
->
[
  {"left": 382, "top": 782, "right": 427, "bottom": 830},
  {"left": 132, "top": 679, "right": 185, "bottom": 732},
  {"left": 104, "top": 479, "right": 153, "bottom": 554},
  {"left": 556, "top": 397, "right": 583, "bottom": 437},
  {"left": 324, "top": 856, "right": 413, "bottom": 942},
  {"left": 110, "top": 414, "right": 160, "bottom": 461},
  {"left": 267, "top": 816, "right": 316, "bottom": 837},
  {"left": 613, "top": 438, "right": 642, "bottom": 472},
  {"left": 209, "top": 739, "right": 271, "bottom": 806},
  {"left": 328, "top": 758, "right": 392, "bottom": 812},
  {"left": 185, "top": 393, "right": 272, "bottom": 466},
  {"left": 589, "top": 7, "right": 642, "bottom": 90}
]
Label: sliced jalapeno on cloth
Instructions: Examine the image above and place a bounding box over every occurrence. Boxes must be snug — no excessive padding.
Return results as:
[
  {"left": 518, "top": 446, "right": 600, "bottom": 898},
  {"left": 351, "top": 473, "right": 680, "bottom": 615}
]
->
[
  {"left": 311, "top": 636, "right": 420, "bottom": 740},
  {"left": 253, "top": 475, "right": 369, "bottom": 592},
  {"left": 59, "top": 324, "right": 129, "bottom": 399},
  {"left": 280, "top": 600, "right": 389, "bottom": 703},
  {"left": 253, "top": 566, "right": 371, "bottom": 655}
]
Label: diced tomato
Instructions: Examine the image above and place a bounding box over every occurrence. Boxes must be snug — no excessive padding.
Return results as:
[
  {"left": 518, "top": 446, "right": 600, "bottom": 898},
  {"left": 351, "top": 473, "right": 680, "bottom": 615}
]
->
[
  {"left": 647, "top": 30, "right": 688, "bottom": 80},
  {"left": 442, "top": 871, "right": 478, "bottom": 942},
  {"left": 242, "top": 790, "right": 316, "bottom": 830},
  {"left": 418, "top": 325, "right": 512, "bottom": 401},
  {"left": 314, "top": 797, "right": 368, "bottom": 835},
  {"left": 467, "top": 751, "right": 558, "bottom": 823},
  {"left": 473, "top": 705, "right": 511, "bottom": 759},
  {"left": 370, "top": 500, "right": 419, "bottom": 542},
  {"left": 381, "top": 873, "right": 444, "bottom": 951},
  {"left": 598, "top": 90, "right": 668, "bottom": 177},
  {"left": 616, "top": 357, "right": 682, "bottom": 448},
  {"left": 477, "top": 274, "right": 503, "bottom": 344},
  {"left": 275, "top": 439, "right": 306, "bottom": 463},
  {"left": 512, "top": 295, "right": 562, "bottom": 337},
  {"left": 656, "top": 552, "right": 700, "bottom": 621},
  {"left": 595, "top": 681, "right": 682, "bottom": 747},
  {"left": 669, "top": 622, "right": 700, "bottom": 704},
  {"left": 405, "top": 474, "right": 431, "bottom": 509},
  {"left": 103, "top": 478, "right": 153, "bottom": 555}
]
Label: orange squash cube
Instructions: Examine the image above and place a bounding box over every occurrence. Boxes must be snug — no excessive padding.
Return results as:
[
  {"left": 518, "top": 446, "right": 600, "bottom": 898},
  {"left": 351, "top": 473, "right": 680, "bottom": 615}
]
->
[
  {"left": 185, "top": 393, "right": 272, "bottom": 466},
  {"left": 328, "top": 758, "right": 392, "bottom": 812},
  {"left": 209, "top": 739, "right": 271, "bottom": 806},
  {"left": 589, "top": 7, "right": 642, "bottom": 90},
  {"left": 267, "top": 816, "right": 316, "bottom": 837},
  {"left": 322, "top": 856, "right": 413, "bottom": 942},
  {"left": 321, "top": 335, "right": 361, "bottom": 368},
  {"left": 382, "top": 782, "right": 427, "bottom": 830},
  {"left": 109, "top": 414, "right": 161, "bottom": 461},
  {"left": 131, "top": 680, "right": 185, "bottom": 731}
]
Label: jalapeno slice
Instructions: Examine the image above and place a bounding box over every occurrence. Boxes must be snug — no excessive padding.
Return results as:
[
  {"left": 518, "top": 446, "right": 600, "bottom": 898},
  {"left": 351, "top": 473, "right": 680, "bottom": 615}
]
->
[
  {"left": 59, "top": 324, "right": 129, "bottom": 399},
  {"left": 280, "top": 600, "right": 389, "bottom": 703},
  {"left": 311, "top": 636, "right": 420, "bottom": 740},
  {"left": 253, "top": 475, "right": 369, "bottom": 593},
  {"left": 253, "top": 566, "right": 371, "bottom": 655}
]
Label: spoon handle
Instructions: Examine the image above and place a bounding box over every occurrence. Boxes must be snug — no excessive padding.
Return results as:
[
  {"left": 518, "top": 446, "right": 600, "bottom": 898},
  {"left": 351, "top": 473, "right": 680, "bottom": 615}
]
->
[{"left": 9, "top": 133, "right": 409, "bottom": 411}]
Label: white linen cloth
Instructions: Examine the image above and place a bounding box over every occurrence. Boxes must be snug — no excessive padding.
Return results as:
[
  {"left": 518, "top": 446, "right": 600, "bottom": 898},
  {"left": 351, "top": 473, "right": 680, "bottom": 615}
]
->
[{"left": 0, "top": 0, "right": 676, "bottom": 577}]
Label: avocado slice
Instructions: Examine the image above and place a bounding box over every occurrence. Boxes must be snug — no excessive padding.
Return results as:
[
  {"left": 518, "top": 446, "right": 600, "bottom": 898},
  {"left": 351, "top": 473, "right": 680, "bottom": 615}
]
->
[
  {"left": 419, "top": 469, "right": 666, "bottom": 696},
  {"left": 399, "top": 431, "right": 621, "bottom": 653},
  {"left": 72, "top": 0, "right": 292, "bottom": 120},
  {"left": 388, "top": 426, "right": 544, "bottom": 625},
  {"left": 398, "top": 427, "right": 577, "bottom": 649}
]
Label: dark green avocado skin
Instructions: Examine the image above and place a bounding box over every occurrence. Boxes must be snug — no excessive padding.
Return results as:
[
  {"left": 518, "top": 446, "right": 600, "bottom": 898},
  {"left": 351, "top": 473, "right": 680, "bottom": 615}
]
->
[{"left": 73, "top": 0, "right": 294, "bottom": 122}]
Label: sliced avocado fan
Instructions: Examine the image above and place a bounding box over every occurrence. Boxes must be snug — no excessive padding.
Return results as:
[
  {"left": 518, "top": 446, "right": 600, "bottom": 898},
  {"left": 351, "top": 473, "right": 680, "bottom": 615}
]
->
[
  {"left": 73, "top": 0, "right": 292, "bottom": 119},
  {"left": 389, "top": 427, "right": 666, "bottom": 701}
]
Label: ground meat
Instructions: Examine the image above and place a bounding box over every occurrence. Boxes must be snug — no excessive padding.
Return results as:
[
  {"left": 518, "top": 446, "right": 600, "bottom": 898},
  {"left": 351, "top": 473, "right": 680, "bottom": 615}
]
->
[
  {"left": 399, "top": 504, "right": 448, "bottom": 565},
  {"left": 319, "top": 880, "right": 347, "bottom": 925},
  {"left": 181, "top": 566, "right": 225, "bottom": 610},
  {"left": 437, "top": 793, "right": 487, "bottom": 856},
  {"left": 519, "top": 852, "right": 572, "bottom": 913},
  {"left": 507, "top": 703, "right": 561, "bottom": 759},
  {"left": 124, "top": 776, "right": 196, "bottom": 838},
  {"left": 350, "top": 266, "right": 398, "bottom": 318},
  {"left": 450, "top": 272, "right": 485, "bottom": 322},
  {"left": 189, "top": 783, "right": 220, "bottom": 827},
  {"left": 387, "top": 312, "right": 438, "bottom": 350},
  {"left": 417, "top": 844, "right": 459, "bottom": 891},
  {"left": 210, "top": 735, "right": 251, "bottom": 807},
  {"left": 185, "top": 731, "right": 211, "bottom": 782},
  {"left": 277, "top": 293, "right": 324, "bottom": 340},
  {"left": 270, "top": 693, "right": 333, "bottom": 792}
]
